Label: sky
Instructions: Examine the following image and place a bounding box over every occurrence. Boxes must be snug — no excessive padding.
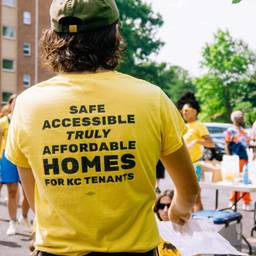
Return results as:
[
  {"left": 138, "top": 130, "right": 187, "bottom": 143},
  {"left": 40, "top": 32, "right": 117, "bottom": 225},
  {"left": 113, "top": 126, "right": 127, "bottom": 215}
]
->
[{"left": 144, "top": 0, "right": 256, "bottom": 77}]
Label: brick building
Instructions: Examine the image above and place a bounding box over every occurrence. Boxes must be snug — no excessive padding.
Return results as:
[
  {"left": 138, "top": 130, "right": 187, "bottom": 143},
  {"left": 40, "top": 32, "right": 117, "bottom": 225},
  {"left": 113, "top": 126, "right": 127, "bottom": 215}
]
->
[{"left": 0, "top": 0, "right": 52, "bottom": 104}]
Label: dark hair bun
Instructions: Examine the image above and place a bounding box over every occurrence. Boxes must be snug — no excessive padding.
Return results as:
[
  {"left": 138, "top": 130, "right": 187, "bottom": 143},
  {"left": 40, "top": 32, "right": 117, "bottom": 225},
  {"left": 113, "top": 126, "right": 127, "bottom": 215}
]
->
[
  {"left": 182, "top": 91, "right": 196, "bottom": 101},
  {"left": 177, "top": 91, "right": 200, "bottom": 113}
]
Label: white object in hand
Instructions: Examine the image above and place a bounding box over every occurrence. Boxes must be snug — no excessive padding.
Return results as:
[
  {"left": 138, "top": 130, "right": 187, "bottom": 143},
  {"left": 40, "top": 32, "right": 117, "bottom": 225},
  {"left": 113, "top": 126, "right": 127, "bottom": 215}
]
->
[{"left": 157, "top": 219, "right": 247, "bottom": 256}]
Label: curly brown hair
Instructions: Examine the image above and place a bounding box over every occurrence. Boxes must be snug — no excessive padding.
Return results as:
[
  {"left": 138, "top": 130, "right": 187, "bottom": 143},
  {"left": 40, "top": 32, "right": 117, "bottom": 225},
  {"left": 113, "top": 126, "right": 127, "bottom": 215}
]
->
[{"left": 40, "top": 22, "right": 125, "bottom": 73}]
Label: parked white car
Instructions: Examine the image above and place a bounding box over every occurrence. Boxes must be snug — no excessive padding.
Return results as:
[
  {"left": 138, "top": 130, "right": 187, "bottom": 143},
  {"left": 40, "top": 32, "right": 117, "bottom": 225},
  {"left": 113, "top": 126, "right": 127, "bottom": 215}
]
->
[
  {"left": 205, "top": 122, "right": 232, "bottom": 139},
  {"left": 203, "top": 122, "right": 232, "bottom": 161}
]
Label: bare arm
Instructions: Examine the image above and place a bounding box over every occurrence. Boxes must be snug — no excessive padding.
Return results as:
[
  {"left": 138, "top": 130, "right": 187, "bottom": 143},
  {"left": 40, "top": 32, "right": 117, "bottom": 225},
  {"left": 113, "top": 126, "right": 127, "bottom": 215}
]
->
[
  {"left": 17, "top": 167, "right": 35, "bottom": 212},
  {"left": 225, "top": 141, "right": 231, "bottom": 155},
  {"left": 198, "top": 135, "right": 215, "bottom": 148},
  {"left": 187, "top": 135, "right": 214, "bottom": 149},
  {"left": 161, "top": 142, "right": 200, "bottom": 225}
]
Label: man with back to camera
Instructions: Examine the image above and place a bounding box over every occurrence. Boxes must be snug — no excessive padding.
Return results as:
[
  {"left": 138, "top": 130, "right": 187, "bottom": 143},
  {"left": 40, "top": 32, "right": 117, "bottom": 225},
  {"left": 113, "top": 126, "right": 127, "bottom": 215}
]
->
[{"left": 5, "top": 0, "right": 199, "bottom": 255}]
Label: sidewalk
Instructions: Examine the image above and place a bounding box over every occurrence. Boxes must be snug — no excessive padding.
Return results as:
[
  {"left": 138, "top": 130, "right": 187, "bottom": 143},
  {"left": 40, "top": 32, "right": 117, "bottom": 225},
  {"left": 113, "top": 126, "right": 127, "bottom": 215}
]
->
[{"left": 0, "top": 185, "right": 33, "bottom": 256}]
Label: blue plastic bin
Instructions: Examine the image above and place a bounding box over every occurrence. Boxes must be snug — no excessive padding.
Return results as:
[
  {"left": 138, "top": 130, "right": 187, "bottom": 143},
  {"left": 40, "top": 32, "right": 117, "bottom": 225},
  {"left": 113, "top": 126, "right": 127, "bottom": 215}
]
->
[{"left": 193, "top": 210, "right": 242, "bottom": 225}]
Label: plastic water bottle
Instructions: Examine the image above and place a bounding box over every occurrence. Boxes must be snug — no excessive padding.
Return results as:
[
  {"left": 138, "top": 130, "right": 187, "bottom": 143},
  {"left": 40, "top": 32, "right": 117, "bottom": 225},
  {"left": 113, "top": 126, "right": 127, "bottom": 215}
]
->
[
  {"left": 242, "top": 164, "right": 249, "bottom": 185},
  {"left": 194, "top": 164, "right": 201, "bottom": 182}
]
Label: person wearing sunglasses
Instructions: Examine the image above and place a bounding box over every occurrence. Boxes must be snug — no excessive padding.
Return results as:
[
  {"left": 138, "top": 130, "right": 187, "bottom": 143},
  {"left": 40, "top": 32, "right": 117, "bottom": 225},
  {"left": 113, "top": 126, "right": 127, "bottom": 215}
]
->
[
  {"left": 177, "top": 92, "right": 214, "bottom": 211},
  {"left": 154, "top": 190, "right": 181, "bottom": 256}
]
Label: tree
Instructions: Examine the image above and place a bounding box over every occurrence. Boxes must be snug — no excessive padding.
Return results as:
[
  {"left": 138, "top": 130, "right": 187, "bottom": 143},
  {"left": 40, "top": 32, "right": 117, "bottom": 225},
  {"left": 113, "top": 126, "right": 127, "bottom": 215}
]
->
[
  {"left": 115, "top": 0, "right": 196, "bottom": 100},
  {"left": 116, "top": 0, "right": 164, "bottom": 75},
  {"left": 132, "top": 61, "right": 195, "bottom": 100},
  {"left": 164, "top": 66, "right": 196, "bottom": 103},
  {"left": 195, "top": 30, "right": 256, "bottom": 123}
]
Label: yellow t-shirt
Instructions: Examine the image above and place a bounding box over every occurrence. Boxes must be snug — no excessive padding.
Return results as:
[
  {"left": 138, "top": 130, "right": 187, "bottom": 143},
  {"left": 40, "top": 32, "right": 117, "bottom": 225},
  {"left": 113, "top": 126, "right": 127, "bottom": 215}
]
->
[
  {"left": 158, "top": 239, "right": 181, "bottom": 256},
  {"left": 0, "top": 116, "right": 9, "bottom": 158},
  {"left": 6, "top": 71, "right": 186, "bottom": 256},
  {"left": 183, "top": 121, "right": 209, "bottom": 162}
]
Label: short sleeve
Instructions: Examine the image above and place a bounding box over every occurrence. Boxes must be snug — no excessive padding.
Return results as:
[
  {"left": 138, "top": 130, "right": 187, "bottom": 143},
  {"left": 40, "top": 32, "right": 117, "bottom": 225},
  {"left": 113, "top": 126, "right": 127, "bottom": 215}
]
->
[
  {"left": 0, "top": 116, "right": 7, "bottom": 129},
  {"left": 5, "top": 97, "right": 30, "bottom": 168},
  {"left": 160, "top": 90, "right": 187, "bottom": 156},
  {"left": 198, "top": 123, "right": 209, "bottom": 137},
  {"left": 224, "top": 128, "right": 232, "bottom": 142}
]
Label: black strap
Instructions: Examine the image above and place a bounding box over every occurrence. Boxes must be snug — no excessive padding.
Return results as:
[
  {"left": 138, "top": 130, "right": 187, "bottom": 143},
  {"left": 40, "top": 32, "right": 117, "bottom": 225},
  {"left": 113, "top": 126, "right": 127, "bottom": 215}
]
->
[{"left": 6, "top": 115, "right": 10, "bottom": 124}]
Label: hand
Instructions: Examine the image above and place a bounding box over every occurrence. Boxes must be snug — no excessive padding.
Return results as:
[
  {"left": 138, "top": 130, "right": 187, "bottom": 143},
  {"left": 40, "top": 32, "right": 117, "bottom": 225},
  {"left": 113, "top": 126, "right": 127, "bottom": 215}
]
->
[{"left": 168, "top": 202, "right": 191, "bottom": 226}]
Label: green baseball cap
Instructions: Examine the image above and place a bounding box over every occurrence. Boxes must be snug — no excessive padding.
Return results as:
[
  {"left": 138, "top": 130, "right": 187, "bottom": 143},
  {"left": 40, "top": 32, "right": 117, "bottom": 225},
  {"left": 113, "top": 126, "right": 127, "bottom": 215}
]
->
[{"left": 50, "top": 0, "right": 120, "bottom": 33}]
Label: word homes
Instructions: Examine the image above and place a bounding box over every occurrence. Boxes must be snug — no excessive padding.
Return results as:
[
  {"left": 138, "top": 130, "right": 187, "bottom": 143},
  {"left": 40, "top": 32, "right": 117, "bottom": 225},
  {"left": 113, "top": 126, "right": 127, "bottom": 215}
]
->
[{"left": 43, "top": 154, "right": 136, "bottom": 175}]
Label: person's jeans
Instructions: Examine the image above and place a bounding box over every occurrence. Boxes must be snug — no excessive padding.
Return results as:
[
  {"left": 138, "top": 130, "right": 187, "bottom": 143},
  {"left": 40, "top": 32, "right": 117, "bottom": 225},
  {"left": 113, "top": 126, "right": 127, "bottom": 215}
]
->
[{"left": 36, "top": 249, "right": 157, "bottom": 256}]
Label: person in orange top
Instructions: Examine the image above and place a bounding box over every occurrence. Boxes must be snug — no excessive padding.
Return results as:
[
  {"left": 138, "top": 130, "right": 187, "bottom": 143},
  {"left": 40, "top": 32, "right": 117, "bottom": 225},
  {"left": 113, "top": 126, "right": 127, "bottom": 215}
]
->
[
  {"left": 177, "top": 92, "right": 214, "bottom": 211},
  {"left": 225, "top": 110, "right": 251, "bottom": 210}
]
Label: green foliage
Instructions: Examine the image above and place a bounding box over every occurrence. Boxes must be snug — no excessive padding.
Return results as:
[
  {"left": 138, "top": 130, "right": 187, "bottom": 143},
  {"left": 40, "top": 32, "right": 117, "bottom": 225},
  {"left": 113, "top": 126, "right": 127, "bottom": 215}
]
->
[
  {"left": 234, "top": 102, "right": 256, "bottom": 126},
  {"left": 116, "top": 0, "right": 164, "bottom": 73},
  {"left": 114, "top": 0, "right": 195, "bottom": 101},
  {"left": 201, "top": 30, "right": 254, "bottom": 78},
  {"left": 164, "top": 66, "right": 196, "bottom": 103},
  {"left": 195, "top": 30, "right": 256, "bottom": 123},
  {"left": 232, "top": 0, "right": 242, "bottom": 3},
  {"left": 129, "top": 61, "right": 195, "bottom": 102},
  {"left": 194, "top": 75, "right": 227, "bottom": 121}
]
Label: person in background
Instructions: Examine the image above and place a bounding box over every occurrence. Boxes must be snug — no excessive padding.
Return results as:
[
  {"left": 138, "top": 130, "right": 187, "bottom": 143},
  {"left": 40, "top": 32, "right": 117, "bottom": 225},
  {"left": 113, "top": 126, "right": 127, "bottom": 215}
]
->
[
  {"left": 225, "top": 110, "right": 251, "bottom": 211},
  {"left": 5, "top": 1, "right": 199, "bottom": 255},
  {"left": 0, "top": 104, "right": 11, "bottom": 200},
  {"left": 177, "top": 92, "right": 214, "bottom": 211},
  {"left": 154, "top": 190, "right": 181, "bottom": 256},
  {"left": 0, "top": 94, "right": 31, "bottom": 235},
  {"left": 0, "top": 94, "right": 19, "bottom": 235},
  {"left": 250, "top": 120, "right": 256, "bottom": 160}
]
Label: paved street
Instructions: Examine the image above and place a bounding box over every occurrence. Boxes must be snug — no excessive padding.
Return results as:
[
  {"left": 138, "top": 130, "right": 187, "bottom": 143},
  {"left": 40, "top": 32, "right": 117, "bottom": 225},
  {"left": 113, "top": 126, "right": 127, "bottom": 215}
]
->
[
  {"left": 0, "top": 185, "right": 33, "bottom": 256},
  {"left": 1, "top": 177, "right": 256, "bottom": 255}
]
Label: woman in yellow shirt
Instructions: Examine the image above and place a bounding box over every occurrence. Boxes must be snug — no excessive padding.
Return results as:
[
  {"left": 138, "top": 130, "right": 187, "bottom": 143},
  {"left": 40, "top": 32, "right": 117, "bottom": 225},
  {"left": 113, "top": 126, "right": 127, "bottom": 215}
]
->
[
  {"left": 0, "top": 95, "right": 20, "bottom": 235},
  {"left": 0, "top": 95, "right": 31, "bottom": 235},
  {"left": 177, "top": 92, "right": 214, "bottom": 211}
]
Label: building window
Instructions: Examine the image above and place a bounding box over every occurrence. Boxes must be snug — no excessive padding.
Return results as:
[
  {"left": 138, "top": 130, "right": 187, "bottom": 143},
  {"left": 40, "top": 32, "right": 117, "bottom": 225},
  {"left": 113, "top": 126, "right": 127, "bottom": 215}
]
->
[
  {"left": 2, "top": 0, "right": 16, "bottom": 7},
  {"left": 23, "top": 11, "right": 31, "bottom": 25},
  {"left": 2, "top": 26, "right": 16, "bottom": 39},
  {"left": 23, "top": 43, "right": 31, "bottom": 56},
  {"left": 2, "top": 92, "right": 13, "bottom": 104},
  {"left": 23, "top": 74, "right": 31, "bottom": 87},
  {"left": 2, "top": 59, "right": 14, "bottom": 71}
]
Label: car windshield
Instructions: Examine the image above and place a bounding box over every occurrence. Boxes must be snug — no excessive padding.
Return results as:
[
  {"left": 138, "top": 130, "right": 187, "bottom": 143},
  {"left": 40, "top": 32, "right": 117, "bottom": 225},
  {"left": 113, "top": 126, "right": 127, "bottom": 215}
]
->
[
  {"left": 205, "top": 123, "right": 232, "bottom": 135},
  {"left": 207, "top": 127, "right": 228, "bottom": 134}
]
